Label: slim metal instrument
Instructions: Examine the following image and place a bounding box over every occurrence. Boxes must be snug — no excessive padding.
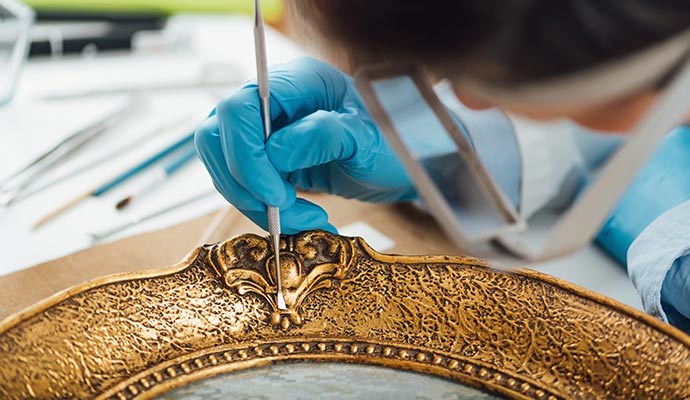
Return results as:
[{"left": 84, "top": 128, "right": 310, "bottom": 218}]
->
[
  {"left": 32, "top": 132, "right": 195, "bottom": 229},
  {"left": 254, "top": 0, "right": 286, "bottom": 310},
  {"left": 89, "top": 190, "right": 216, "bottom": 242},
  {"left": 0, "top": 100, "right": 132, "bottom": 207}
]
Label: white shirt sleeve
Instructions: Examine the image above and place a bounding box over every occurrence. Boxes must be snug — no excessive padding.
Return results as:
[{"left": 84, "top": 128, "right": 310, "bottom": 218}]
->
[{"left": 627, "top": 199, "right": 690, "bottom": 322}]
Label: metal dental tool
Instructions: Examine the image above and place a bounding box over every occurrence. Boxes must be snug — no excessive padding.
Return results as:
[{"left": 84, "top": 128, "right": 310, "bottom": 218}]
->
[
  {"left": 32, "top": 131, "right": 195, "bottom": 229},
  {"left": 7, "top": 115, "right": 194, "bottom": 206},
  {"left": 254, "top": 0, "right": 286, "bottom": 310},
  {"left": 89, "top": 190, "right": 216, "bottom": 243},
  {"left": 0, "top": 100, "right": 132, "bottom": 206}
]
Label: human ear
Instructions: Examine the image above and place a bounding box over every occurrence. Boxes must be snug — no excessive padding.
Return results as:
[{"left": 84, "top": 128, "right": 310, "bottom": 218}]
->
[
  {"left": 567, "top": 92, "right": 658, "bottom": 132},
  {"left": 452, "top": 85, "right": 495, "bottom": 110}
]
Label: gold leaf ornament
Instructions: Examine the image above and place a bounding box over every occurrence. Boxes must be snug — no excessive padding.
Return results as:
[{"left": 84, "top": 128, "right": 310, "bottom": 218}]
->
[
  {"left": 209, "top": 231, "right": 355, "bottom": 329},
  {"left": 1, "top": 230, "right": 689, "bottom": 400}
]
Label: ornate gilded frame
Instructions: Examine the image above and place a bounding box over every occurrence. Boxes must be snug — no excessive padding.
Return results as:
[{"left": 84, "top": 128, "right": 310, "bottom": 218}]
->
[{"left": 1, "top": 231, "right": 689, "bottom": 399}]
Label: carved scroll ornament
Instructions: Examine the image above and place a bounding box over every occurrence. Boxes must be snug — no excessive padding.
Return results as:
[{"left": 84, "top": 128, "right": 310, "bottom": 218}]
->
[{"left": 0, "top": 231, "right": 689, "bottom": 399}]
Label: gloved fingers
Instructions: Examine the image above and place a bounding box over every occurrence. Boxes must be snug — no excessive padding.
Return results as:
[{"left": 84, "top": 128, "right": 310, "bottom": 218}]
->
[
  {"left": 216, "top": 57, "right": 353, "bottom": 206},
  {"left": 240, "top": 198, "right": 333, "bottom": 234},
  {"left": 262, "top": 57, "right": 354, "bottom": 121},
  {"left": 661, "top": 256, "right": 690, "bottom": 332},
  {"left": 216, "top": 94, "right": 292, "bottom": 208},
  {"left": 195, "top": 116, "right": 295, "bottom": 212},
  {"left": 227, "top": 57, "right": 354, "bottom": 131},
  {"left": 320, "top": 222, "right": 338, "bottom": 234},
  {"left": 266, "top": 110, "right": 363, "bottom": 173},
  {"left": 196, "top": 116, "right": 332, "bottom": 234}
]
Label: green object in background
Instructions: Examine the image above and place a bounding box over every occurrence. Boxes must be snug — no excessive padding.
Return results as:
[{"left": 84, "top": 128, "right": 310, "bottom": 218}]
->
[{"left": 23, "top": 0, "right": 284, "bottom": 22}]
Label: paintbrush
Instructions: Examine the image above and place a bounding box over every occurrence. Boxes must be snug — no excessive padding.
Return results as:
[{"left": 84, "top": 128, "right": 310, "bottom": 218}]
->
[{"left": 32, "top": 132, "right": 194, "bottom": 229}]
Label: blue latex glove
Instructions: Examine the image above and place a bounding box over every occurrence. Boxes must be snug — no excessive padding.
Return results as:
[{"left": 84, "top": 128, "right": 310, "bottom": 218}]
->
[
  {"left": 596, "top": 126, "right": 690, "bottom": 333},
  {"left": 195, "top": 57, "right": 416, "bottom": 234},
  {"left": 661, "top": 255, "right": 690, "bottom": 333},
  {"left": 596, "top": 126, "right": 690, "bottom": 264}
]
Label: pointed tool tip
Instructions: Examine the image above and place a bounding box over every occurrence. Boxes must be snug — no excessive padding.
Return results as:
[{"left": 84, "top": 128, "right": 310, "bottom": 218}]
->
[{"left": 277, "top": 292, "right": 287, "bottom": 310}]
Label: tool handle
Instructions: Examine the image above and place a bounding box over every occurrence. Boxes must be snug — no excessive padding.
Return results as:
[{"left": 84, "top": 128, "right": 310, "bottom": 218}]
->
[
  {"left": 32, "top": 191, "right": 91, "bottom": 229},
  {"left": 267, "top": 206, "right": 280, "bottom": 236},
  {"left": 93, "top": 132, "right": 194, "bottom": 196},
  {"left": 163, "top": 147, "right": 198, "bottom": 175}
]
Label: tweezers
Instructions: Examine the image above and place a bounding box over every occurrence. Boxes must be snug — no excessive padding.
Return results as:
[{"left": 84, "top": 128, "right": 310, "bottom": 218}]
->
[{"left": 0, "top": 100, "right": 132, "bottom": 206}]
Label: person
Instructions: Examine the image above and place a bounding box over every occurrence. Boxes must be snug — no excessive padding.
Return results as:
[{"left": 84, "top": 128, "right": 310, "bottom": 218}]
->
[{"left": 194, "top": 0, "right": 690, "bottom": 334}]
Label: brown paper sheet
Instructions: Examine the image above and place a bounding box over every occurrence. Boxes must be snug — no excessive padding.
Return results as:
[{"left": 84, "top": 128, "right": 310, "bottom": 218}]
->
[{"left": 0, "top": 193, "right": 458, "bottom": 320}]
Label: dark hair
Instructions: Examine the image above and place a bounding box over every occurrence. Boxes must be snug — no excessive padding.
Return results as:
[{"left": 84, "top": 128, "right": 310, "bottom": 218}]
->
[{"left": 293, "top": 0, "right": 690, "bottom": 85}]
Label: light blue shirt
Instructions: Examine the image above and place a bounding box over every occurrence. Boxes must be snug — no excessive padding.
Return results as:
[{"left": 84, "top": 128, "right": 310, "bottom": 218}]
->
[
  {"left": 438, "top": 80, "right": 690, "bottom": 333},
  {"left": 599, "top": 127, "right": 690, "bottom": 333}
]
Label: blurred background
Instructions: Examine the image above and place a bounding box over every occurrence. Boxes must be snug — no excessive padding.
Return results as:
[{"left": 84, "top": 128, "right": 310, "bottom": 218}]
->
[
  {"left": 0, "top": 0, "right": 643, "bottom": 312},
  {"left": 0, "top": 0, "right": 306, "bottom": 273}
]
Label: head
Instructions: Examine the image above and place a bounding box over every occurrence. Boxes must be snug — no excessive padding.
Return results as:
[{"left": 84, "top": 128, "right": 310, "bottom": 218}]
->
[{"left": 291, "top": 0, "right": 690, "bottom": 132}]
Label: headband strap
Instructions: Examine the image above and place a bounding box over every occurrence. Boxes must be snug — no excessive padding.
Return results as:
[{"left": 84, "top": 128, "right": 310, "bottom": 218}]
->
[{"left": 458, "top": 29, "right": 690, "bottom": 107}]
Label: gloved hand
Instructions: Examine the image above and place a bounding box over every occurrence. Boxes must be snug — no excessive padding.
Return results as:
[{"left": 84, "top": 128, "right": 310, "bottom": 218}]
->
[
  {"left": 195, "top": 57, "right": 416, "bottom": 234},
  {"left": 596, "top": 127, "right": 690, "bottom": 264},
  {"left": 661, "top": 255, "right": 690, "bottom": 333},
  {"left": 596, "top": 126, "right": 690, "bottom": 333}
]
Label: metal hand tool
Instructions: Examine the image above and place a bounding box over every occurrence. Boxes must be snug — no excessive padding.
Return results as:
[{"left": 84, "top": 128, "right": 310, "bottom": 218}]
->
[
  {"left": 32, "top": 131, "right": 195, "bottom": 229},
  {"left": 0, "top": 100, "right": 132, "bottom": 206},
  {"left": 5, "top": 114, "right": 194, "bottom": 206},
  {"left": 89, "top": 190, "right": 216, "bottom": 242},
  {"left": 115, "top": 146, "right": 197, "bottom": 210},
  {"left": 254, "top": 0, "right": 286, "bottom": 310}
]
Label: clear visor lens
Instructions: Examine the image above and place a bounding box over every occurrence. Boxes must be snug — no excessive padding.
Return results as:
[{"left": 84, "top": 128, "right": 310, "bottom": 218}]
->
[
  {"left": 356, "top": 61, "right": 690, "bottom": 262},
  {"left": 372, "top": 76, "right": 519, "bottom": 239},
  {"left": 359, "top": 70, "right": 524, "bottom": 253}
]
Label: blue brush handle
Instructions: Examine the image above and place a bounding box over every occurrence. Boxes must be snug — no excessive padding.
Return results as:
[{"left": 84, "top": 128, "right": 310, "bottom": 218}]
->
[
  {"left": 162, "top": 146, "right": 198, "bottom": 175},
  {"left": 93, "top": 132, "right": 194, "bottom": 196}
]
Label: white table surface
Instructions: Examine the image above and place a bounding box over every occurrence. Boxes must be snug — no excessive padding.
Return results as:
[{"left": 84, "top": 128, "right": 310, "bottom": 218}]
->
[
  {"left": 0, "top": 15, "right": 303, "bottom": 273},
  {"left": 0, "top": 14, "right": 643, "bottom": 311}
]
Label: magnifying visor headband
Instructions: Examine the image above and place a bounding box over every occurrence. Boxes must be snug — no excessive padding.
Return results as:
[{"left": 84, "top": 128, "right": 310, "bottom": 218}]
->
[
  {"left": 455, "top": 29, "right": 690, "bottom": 108},
  {"left": 354, "top": 28, "right": 690, "bottom": 262}
]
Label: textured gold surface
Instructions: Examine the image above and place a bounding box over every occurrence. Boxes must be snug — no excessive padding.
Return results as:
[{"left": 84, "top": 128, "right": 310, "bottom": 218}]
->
[{"left": 1, "top": 231, "right": 689, "bottom": 399}]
